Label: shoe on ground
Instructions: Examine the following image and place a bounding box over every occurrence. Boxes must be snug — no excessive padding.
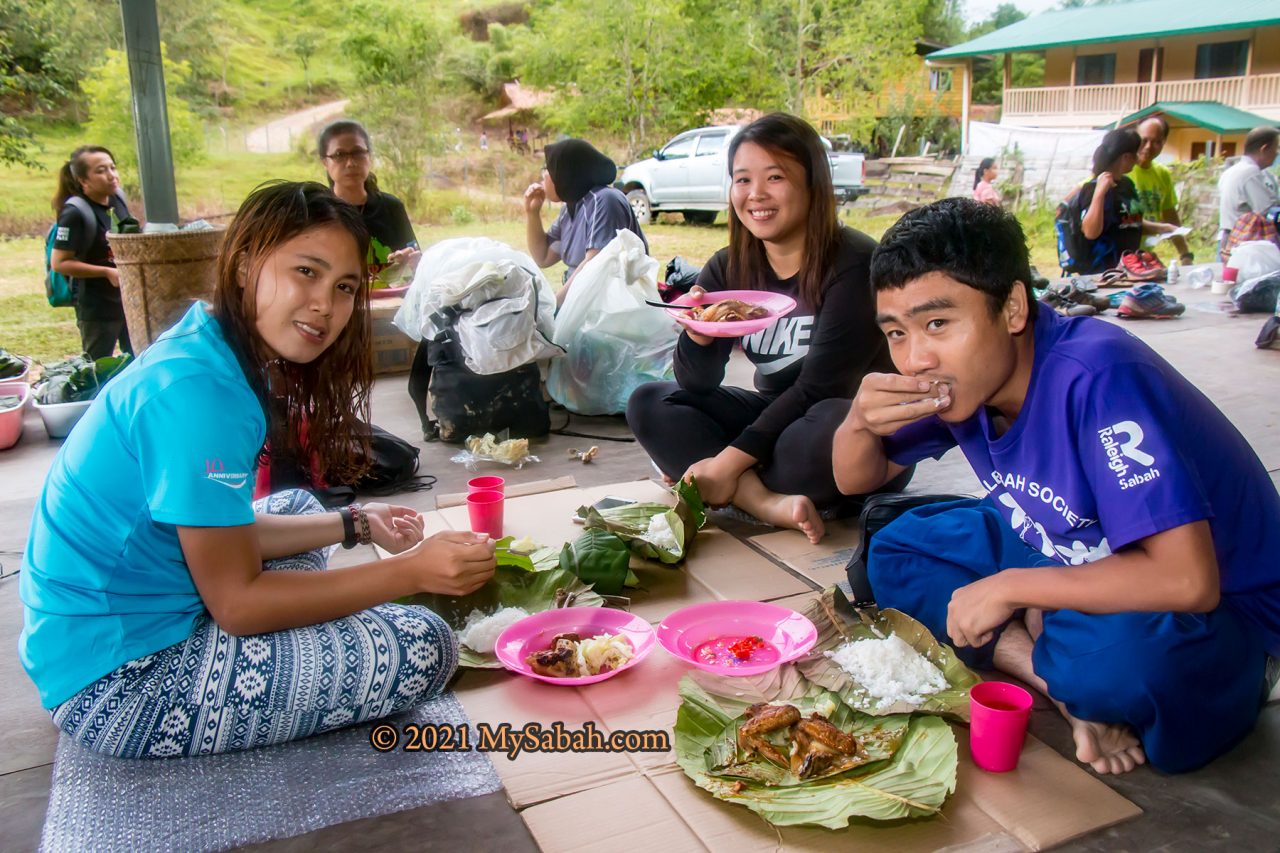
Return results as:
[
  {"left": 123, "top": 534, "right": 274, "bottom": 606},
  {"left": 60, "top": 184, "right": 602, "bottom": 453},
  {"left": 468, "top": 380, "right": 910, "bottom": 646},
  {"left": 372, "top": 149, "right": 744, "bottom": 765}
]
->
[
  {"left": 1056, "top": 303, "right": 1097, "bottom": 317},
  {"left": 1057, "top": 282, "right": 1112, "bottom": 312},
  {"left": 1118, "top": 284, "right": 1185, "bottom": 319},
  {"left": 1120, "top": 250, "right": 1167, "bottom": 282}
]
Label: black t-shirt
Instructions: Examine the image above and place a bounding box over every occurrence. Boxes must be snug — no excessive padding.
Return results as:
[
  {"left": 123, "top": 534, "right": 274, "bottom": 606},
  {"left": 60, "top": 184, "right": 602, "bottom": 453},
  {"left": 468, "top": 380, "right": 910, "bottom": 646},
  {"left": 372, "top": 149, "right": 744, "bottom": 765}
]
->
[
  {"left": 361, "top": 190, "right": 418, "bottom": 279},
  {"left": 53, "top": 194, "right": 131, "bottom": 321},
  {"left": 674, "top": 225, "right": 893, "bottom": 463},
  {"left": 1070, "top": 176, "right": 1143, "bottom": 274}
]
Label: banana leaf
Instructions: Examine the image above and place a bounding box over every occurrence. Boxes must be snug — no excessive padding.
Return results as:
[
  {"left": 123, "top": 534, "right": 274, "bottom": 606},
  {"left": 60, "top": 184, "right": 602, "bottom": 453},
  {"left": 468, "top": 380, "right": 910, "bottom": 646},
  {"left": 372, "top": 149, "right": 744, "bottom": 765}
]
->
[
  {"left": 796, "top": 587, "right": 980, "bottom": 721},
  {"left": 674, "top": 671, "right": 957, "bottom": 828},
  {"left": 559, "top": 528, "right": 632, "bottom": 595},
  {"left": 576, "top": 478, "right": 707, "bottom": 564},
  {"left": 402, "top": 564, "right": 602, "bottom": 669}
]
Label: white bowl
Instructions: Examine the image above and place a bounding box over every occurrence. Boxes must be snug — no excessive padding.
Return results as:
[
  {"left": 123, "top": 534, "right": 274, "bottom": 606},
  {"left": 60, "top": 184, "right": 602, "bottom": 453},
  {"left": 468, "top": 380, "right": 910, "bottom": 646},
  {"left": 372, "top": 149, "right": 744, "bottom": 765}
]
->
[{"left": 34, "top": 398, "right": 92, "bottom": 439}]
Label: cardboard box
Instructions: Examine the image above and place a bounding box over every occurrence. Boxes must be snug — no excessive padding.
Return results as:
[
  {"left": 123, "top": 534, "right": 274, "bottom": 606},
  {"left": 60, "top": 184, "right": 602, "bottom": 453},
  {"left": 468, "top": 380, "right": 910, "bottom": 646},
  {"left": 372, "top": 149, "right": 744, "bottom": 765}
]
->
[
  {"left": 750, "top": 519, "right": 863, "bottom": 590},
  {"left": 369, "top": 297, "right": 415, "bottom": 375}
]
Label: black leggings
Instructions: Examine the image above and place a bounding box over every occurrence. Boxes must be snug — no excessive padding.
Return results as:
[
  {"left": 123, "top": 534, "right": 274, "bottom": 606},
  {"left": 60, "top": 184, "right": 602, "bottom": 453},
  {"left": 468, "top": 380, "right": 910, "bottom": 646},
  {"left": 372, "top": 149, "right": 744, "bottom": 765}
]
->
[{"left": 626, "top": 381, "right": 912, "bottom": 512}]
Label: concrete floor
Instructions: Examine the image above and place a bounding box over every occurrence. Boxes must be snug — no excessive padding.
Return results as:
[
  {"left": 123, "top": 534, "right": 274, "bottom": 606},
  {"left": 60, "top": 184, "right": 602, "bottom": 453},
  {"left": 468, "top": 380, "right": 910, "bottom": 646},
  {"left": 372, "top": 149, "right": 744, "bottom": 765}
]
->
[{"left": 1, "top": 285, "right": 1278, "bottom": 851}]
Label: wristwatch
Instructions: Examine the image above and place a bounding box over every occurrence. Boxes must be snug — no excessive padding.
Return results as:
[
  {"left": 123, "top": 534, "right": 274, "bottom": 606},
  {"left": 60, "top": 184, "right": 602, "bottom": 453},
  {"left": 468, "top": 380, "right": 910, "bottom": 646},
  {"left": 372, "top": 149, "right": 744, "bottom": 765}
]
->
[{"left": 340, "top": 503, "right": 361, "bottom": 549}]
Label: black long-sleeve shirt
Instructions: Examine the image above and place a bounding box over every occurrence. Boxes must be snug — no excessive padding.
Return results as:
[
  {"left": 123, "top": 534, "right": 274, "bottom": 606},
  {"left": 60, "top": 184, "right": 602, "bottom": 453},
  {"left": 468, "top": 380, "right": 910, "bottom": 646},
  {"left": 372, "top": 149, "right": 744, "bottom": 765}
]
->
[{"left": 673, "top": 226, "right": 893, "bottom": 463}]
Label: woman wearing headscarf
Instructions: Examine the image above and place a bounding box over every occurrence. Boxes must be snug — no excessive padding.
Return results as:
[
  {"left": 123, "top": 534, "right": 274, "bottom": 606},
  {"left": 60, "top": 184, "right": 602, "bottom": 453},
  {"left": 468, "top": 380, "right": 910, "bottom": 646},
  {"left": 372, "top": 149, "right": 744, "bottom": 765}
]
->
[{"left": 524, "top": 139, "right": 648, "bottom": 307}]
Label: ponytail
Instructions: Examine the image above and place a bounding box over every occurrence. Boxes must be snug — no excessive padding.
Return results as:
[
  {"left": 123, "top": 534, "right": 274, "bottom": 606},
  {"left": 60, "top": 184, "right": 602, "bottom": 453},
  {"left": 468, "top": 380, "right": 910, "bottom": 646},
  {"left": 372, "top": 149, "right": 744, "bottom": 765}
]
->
[
  {"left": 974, "top": 157, "right": 995, "bottom": 190},
  {"left": 51, "top": 145, "right": 115, "bottom": 214}
]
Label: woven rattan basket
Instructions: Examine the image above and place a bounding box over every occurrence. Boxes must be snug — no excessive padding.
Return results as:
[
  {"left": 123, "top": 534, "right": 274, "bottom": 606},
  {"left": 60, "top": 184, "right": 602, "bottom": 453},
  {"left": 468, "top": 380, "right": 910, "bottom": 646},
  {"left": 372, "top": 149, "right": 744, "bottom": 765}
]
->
[{"left": 108, "top": 228, "right": 225, "bottom": 351}]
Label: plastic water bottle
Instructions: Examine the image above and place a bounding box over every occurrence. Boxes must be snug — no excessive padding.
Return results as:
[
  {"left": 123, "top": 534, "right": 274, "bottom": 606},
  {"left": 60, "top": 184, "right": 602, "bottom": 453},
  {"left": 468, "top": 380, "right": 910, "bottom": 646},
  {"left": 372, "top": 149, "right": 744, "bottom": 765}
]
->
[
  {"left": 1166, "top": 259, "right": 1180, "bottom": 285},
  {"left": 1186, "top": 266, "right": 1214, "bottom": 289}
]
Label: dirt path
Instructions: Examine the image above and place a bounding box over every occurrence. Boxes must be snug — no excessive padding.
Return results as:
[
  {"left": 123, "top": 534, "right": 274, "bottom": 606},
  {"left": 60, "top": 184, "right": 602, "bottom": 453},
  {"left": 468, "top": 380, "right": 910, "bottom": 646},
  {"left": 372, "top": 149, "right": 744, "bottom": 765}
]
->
[{"left": 245, "top": 99, "right": 350, "bottom": 154}]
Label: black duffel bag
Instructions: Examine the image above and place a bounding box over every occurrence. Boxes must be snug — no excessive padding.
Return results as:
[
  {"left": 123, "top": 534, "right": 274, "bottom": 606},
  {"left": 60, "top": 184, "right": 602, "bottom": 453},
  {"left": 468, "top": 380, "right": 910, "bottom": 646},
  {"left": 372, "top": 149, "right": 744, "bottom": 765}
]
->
[
  {"left": 425, "top": 331, "right": 549, "bottom": 444},
  {"left": 845, "top": 492, "right": 973, "bottom": 605}
]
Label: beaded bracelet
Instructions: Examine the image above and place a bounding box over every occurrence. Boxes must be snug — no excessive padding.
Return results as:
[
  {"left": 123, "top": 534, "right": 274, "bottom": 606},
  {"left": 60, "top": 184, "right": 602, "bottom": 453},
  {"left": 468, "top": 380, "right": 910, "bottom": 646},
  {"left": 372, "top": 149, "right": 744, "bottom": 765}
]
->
[{"left": 357, "top": 506, "right": 373, "bottom": 546}]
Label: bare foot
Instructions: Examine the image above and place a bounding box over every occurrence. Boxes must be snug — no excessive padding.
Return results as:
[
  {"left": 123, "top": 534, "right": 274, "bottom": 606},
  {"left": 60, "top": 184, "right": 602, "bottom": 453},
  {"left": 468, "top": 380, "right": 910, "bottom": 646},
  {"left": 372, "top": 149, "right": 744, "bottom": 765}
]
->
[
  {"left": 753, "top": 494, "right": 825, "bottom": 544},
  {"left": 1069, "top": 716, "right": 1147, "bottom": 775}
]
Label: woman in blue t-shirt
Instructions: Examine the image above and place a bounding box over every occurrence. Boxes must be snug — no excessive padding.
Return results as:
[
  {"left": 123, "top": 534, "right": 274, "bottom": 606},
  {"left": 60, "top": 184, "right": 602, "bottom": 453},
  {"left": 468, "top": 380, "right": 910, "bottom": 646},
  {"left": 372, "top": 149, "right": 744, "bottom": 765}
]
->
[
  {"left": 20, "top": 181, "right": 496, "bottom": 759},
  {"left": 523, "top": 138, "right": 648, "bottom": 307}
]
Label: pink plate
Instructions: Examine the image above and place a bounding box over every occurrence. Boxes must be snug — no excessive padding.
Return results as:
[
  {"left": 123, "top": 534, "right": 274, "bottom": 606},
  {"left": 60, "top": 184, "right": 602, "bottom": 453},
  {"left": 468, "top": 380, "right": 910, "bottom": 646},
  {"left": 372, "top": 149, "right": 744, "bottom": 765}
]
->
[
  {"left": 494, "top": 607, "right": 655, "bottom": 686},
  {"left": 657, "top": 600, "right": 817, "bottom": 677},
  {"left": 666, "top": 290, "right": 797, "bottom": 338},
  {"left": 369, "top": 284, "right": 409, "bottom": 299}
]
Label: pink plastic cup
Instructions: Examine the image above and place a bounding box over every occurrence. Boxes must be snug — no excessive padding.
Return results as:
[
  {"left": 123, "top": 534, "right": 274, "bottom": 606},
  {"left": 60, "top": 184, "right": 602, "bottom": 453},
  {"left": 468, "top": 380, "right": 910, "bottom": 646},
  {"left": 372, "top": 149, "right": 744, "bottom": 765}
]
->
[
  {"left": 467, "top": 490, "right": 505, "bottom": 539},
  {"left": 468, "top": 475, "right": 505, "bottom": 494},
  {"left": 1223, "top": 266, "right": 1239, "bottom": 284},
  {"left": 969, "top": 681, "right": 1033, "bottom": 772}
]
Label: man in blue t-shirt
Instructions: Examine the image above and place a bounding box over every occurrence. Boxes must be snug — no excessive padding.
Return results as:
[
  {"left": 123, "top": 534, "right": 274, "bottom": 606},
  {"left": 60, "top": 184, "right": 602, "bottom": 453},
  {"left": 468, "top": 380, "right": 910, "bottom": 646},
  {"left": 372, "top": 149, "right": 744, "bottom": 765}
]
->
[{"left": 832, "top": 197, "right": 1280, "bottom": 776}]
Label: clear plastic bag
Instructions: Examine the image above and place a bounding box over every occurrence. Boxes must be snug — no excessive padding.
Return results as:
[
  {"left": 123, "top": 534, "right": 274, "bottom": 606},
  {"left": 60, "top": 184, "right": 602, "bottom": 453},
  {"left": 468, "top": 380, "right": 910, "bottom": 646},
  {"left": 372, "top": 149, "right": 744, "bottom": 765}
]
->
[
  {"left": 547, "top": 230, "right": 677, "bottom": 416},
  {"left": 450, "top": 431, "right": 541, "bottom": 470}
]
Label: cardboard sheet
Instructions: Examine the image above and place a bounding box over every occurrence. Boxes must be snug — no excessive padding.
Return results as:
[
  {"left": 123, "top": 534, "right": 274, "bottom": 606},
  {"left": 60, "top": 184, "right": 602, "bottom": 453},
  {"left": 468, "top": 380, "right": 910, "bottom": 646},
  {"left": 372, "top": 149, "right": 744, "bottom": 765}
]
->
[
  {"left": 435, "top": 476, "right": 579, "bottom": 509},
  {"left": 748, "top": 519, "right": 862, "bottom": 589},
  {"left": 522, "top": 775, "right": 706, "bottom": 853}
]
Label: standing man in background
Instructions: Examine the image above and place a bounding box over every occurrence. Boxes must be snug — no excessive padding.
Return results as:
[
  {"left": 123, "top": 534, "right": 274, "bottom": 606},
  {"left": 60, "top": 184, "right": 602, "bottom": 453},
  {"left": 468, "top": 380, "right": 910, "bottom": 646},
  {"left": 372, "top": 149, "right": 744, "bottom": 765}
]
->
[{"left": 1130, "top": 116, "right": 1193, "bottom": 265}]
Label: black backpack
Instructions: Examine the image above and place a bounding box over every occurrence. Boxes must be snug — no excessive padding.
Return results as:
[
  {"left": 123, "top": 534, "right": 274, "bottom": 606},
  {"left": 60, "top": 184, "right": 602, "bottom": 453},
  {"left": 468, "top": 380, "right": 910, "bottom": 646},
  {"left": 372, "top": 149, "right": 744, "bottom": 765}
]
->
[
  {"left": 1054, "top": 187, "right": 1089, "bottom": 276},
  {"left": 267, "top": 423, "right": 436, "bottom": 509},
  {"left": 425, "top": 333, "right": 549, "bottom": 444},
  {"left": 845, "top": 493, "right": 973, "bottom": 605}
]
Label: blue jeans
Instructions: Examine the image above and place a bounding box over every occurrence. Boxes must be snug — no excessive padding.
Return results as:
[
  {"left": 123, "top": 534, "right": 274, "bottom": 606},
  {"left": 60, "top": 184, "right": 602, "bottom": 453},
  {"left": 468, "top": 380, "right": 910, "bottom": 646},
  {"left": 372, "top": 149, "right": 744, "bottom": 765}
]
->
[{"left": 51, "top": 490, "right": 457, "bottom": 759}]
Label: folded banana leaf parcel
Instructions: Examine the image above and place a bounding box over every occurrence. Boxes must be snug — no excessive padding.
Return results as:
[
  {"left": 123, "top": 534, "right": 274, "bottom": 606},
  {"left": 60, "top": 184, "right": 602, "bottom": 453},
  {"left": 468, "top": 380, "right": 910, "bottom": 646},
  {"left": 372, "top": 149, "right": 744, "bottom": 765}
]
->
[
  {"left": 672, "top": 589, "right": 979, "bottom": 829},
  {"left": 575, "top": 478, "right": 706, "bottom": 564}
]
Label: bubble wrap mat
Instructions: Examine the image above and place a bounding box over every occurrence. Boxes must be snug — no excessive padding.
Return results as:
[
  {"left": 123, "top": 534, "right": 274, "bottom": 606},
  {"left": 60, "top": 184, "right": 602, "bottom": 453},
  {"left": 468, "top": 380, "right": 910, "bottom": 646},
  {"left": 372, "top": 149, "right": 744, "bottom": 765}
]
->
[{"left": 39, "top": 692, "right": 501, "bottom": 853}]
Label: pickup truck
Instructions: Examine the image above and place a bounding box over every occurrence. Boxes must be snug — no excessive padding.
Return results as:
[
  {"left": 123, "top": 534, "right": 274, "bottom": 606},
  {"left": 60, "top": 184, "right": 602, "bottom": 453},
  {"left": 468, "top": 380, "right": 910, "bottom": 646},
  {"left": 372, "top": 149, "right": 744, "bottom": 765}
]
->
[{"left": 617, "top": 125, "right": 867, "bottom": 225}]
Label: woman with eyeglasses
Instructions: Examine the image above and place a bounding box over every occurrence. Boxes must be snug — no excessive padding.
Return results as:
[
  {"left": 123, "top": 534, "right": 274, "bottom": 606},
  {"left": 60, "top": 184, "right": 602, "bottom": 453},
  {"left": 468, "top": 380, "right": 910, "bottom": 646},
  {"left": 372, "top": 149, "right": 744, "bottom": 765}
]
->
[
  {"left": 524, "top": 139, "right": 647, "bottom": 308},
  {"left": 317, "top": 120, "right": 420, "bottom": 281}
]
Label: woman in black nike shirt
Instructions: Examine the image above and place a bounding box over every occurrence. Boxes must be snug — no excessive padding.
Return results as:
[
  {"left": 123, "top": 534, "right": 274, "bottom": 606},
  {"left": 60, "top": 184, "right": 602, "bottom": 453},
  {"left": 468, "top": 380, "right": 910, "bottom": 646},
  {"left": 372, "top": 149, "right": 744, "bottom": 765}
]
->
[
  {"left": 317, "top": 120, "right": 420, "bottom": 281},
  {"left": 627, "top": 114, "right": 908, "bottom": 543}
]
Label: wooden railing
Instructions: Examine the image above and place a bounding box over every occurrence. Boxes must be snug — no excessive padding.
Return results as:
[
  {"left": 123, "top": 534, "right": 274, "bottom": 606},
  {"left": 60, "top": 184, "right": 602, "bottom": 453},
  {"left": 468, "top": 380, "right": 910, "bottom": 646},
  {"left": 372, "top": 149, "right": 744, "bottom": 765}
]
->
[{"left": 1004, "top": 72, "right": 1280, "bottom": 118}]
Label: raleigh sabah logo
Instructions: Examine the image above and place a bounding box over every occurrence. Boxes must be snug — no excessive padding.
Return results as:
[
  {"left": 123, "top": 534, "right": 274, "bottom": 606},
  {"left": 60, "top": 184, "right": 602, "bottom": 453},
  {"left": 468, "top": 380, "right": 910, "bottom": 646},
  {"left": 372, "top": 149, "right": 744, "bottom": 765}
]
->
[
  {"left": 1097, "top": 420, "right": 1159, "bottom": 490},
  {"left": 205, "top": 458, "right": 250, "bottom": 490}
]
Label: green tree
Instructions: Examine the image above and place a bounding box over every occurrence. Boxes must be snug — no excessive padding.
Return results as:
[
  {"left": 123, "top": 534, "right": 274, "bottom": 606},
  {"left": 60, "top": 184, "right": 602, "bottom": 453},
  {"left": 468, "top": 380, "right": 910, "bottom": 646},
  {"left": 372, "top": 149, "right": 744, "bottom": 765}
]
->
[
  {"left": 968, "top": 4, "right": 1044, "bottom": 105},
  {"left": 515, "top": 0, "right": 777, "bottom": 159},
  {"left": 341, "top": 1, "right": 453, "bottom": 209},
  {"left": 81, "top": 47, "right": 207, "bottom": 177}
]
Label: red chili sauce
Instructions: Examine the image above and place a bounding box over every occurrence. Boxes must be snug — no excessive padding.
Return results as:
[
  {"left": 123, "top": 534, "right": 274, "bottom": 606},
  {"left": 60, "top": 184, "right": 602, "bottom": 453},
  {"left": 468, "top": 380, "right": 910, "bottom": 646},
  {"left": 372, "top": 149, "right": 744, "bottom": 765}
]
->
[{"left": 694, "top": 635, "right": 779, "bottom": 667}]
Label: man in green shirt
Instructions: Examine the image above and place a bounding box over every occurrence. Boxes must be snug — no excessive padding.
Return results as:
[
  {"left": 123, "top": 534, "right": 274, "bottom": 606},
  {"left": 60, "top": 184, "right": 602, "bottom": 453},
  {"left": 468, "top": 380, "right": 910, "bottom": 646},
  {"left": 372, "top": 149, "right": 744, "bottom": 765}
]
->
[{"left": 1131, "top": 116, "right": 1194, "bottom": 265}]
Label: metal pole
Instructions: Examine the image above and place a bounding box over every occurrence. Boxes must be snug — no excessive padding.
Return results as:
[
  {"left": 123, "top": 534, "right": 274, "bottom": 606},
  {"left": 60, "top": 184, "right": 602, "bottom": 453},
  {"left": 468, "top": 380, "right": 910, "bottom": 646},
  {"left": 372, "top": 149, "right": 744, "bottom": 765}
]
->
[{"left": 119, "top": 0, "right": 179, "bottom": 223}]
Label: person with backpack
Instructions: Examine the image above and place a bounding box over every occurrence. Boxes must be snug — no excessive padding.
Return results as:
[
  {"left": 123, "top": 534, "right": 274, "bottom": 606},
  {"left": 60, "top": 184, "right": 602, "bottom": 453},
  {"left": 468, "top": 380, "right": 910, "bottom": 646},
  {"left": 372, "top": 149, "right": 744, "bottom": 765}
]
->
[
  {"left": 49, "top": 145, "right": 135, "bottom": 359},
  {"left": 20, "top": 181, "right": 495, "bottom": 759},
  {"left": 1061, "top": 129, "right": 1175, "bottom": 276}
]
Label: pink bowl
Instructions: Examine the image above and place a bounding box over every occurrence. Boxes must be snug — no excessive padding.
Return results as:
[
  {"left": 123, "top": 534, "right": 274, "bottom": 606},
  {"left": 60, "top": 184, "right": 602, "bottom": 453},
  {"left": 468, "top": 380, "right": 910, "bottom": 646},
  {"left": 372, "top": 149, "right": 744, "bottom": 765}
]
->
[
  {"left": 494, "top": 607, "right": 656, "bottom": 686},
  {"left": 657, "top": 600, "right": 817, "bottom": 677},
  {"left": 666, "top": 290, "right": 797, "bottom": 338},
  {"left": 0, "top": 381, "right": 29, "bottom": 450}
]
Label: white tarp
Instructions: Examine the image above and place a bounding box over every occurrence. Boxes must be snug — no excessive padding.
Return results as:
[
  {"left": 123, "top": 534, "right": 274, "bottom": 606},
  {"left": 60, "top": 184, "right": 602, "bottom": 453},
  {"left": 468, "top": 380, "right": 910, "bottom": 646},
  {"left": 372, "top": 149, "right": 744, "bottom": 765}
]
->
[{"left": 950, "top": 121, "right": 1106, "bottom": 204}]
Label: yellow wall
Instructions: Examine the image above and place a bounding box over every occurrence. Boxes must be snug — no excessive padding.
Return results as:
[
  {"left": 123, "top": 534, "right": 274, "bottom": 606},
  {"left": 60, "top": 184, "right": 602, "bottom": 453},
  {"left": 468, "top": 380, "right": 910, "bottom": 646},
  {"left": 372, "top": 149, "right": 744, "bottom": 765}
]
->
[
  {"left": 1166, "top": 127, "right": 1246, "bottom": 160},
  {"left": 1026, "top": 25, "right": 1279, "bottom": 85}
]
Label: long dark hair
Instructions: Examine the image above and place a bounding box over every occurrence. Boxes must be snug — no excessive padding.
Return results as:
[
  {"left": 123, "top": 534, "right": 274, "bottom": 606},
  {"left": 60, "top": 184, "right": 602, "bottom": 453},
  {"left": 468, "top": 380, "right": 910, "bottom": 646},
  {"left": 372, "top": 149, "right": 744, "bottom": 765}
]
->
[
  {"left": 213, "top": 181, "right": 374, "bottom": 484},
  {"left": 317, "top": 119, "right": 380, "bottom": 195},
  {"left": 1091, "top": 128, "right": 1140, "bottom": 177},
  {"left": 726, "top": 113, "right": 839, "bottom": 311},
  {"left": 52, "top": 145, "right": 114, "bottom": 213},
  {"left": 974, "top": 157, "right": 995, "bottom": 189}
]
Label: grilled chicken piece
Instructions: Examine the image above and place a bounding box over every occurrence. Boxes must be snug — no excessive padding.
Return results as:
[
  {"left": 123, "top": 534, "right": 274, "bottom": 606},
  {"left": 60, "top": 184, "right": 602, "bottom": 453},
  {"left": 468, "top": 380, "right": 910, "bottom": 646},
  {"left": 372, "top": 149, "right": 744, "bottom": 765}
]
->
[
  {"left": 737, "top": 703, "right": 801, "bottom": 768},
  {"left": 526, "top": 634, "right": 581, "bottom": 678},
  {"left": 791, "top": 713, "right": 862, "bottom": 778},
  {"left": 689, "top": 299, "right": 769, "bottom": 322}
]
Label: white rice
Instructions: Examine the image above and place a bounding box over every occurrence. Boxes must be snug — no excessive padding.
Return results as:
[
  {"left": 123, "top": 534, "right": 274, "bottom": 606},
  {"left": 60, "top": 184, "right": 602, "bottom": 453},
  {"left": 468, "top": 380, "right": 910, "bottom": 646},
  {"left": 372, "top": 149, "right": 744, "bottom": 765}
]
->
[
  {"left": 824, "top": 634, "right": 947, "bottom": 710},
  {"left": 457, "top": 607, "right": 530, "bottom": 654},
  {"left": 644, "top": 514, "right": 680, "bottom": 552}
]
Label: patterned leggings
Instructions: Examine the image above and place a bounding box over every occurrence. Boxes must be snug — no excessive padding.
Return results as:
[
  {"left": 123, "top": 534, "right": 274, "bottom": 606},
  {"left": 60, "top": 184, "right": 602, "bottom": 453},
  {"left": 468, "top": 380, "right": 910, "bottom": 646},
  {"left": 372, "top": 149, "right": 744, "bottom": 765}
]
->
[{"left": 50, "top": 490, "right": 458, "bottom": 759}]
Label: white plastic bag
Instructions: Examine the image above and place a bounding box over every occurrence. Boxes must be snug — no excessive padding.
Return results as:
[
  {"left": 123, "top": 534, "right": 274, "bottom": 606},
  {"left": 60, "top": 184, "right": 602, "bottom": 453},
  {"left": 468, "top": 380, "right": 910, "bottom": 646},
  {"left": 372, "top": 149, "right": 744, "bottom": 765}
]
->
[
  {"left": 547, "top": 230, "right": 677, "bottom": 416},
  {"left": 393, "top": 238, "right": 561, "bottom": 375},
  {"left": 1228, "top": 241, "right": 1280, "bottom": 283}
]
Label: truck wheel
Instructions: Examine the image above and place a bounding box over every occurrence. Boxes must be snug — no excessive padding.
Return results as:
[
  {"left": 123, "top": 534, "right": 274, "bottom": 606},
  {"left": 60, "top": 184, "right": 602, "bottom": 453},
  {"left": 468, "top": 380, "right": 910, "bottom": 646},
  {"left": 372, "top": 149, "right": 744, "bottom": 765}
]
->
[
  {"left": 627, "top": 190, "right": 653, "bottom": 225},
  {"left": 682, "top": 210, "right": 717, "bottom": 225}
]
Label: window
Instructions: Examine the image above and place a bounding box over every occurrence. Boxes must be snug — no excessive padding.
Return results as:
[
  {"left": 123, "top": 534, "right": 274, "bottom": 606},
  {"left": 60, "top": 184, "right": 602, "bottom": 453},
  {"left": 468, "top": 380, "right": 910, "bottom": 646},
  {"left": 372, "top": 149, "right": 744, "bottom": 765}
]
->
[
  {"left": 694, "top": 132, "right": 729, "bottom": 157},
  {"left": 929, "top": 69, "right": 952, "bottom": 92},
  {"left": 1195, "top": 40, "right": 1247, "bottom": 79},
  {"left": 1137, "top": 47, "right": 1163, "bottom": 83},
  {"left": 661, "top": 136, "right": 695, "bottom": 159},
  {"left": 1075, "top": 53, "right": 1116, "bottom": 86}
]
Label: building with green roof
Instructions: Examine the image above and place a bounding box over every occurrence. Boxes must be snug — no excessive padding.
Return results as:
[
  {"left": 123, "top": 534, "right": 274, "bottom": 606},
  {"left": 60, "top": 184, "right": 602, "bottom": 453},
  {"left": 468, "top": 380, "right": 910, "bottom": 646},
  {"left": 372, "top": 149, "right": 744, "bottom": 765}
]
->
[{"left": 928, "top": 0, "right": 1279, "bottom": 158}]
